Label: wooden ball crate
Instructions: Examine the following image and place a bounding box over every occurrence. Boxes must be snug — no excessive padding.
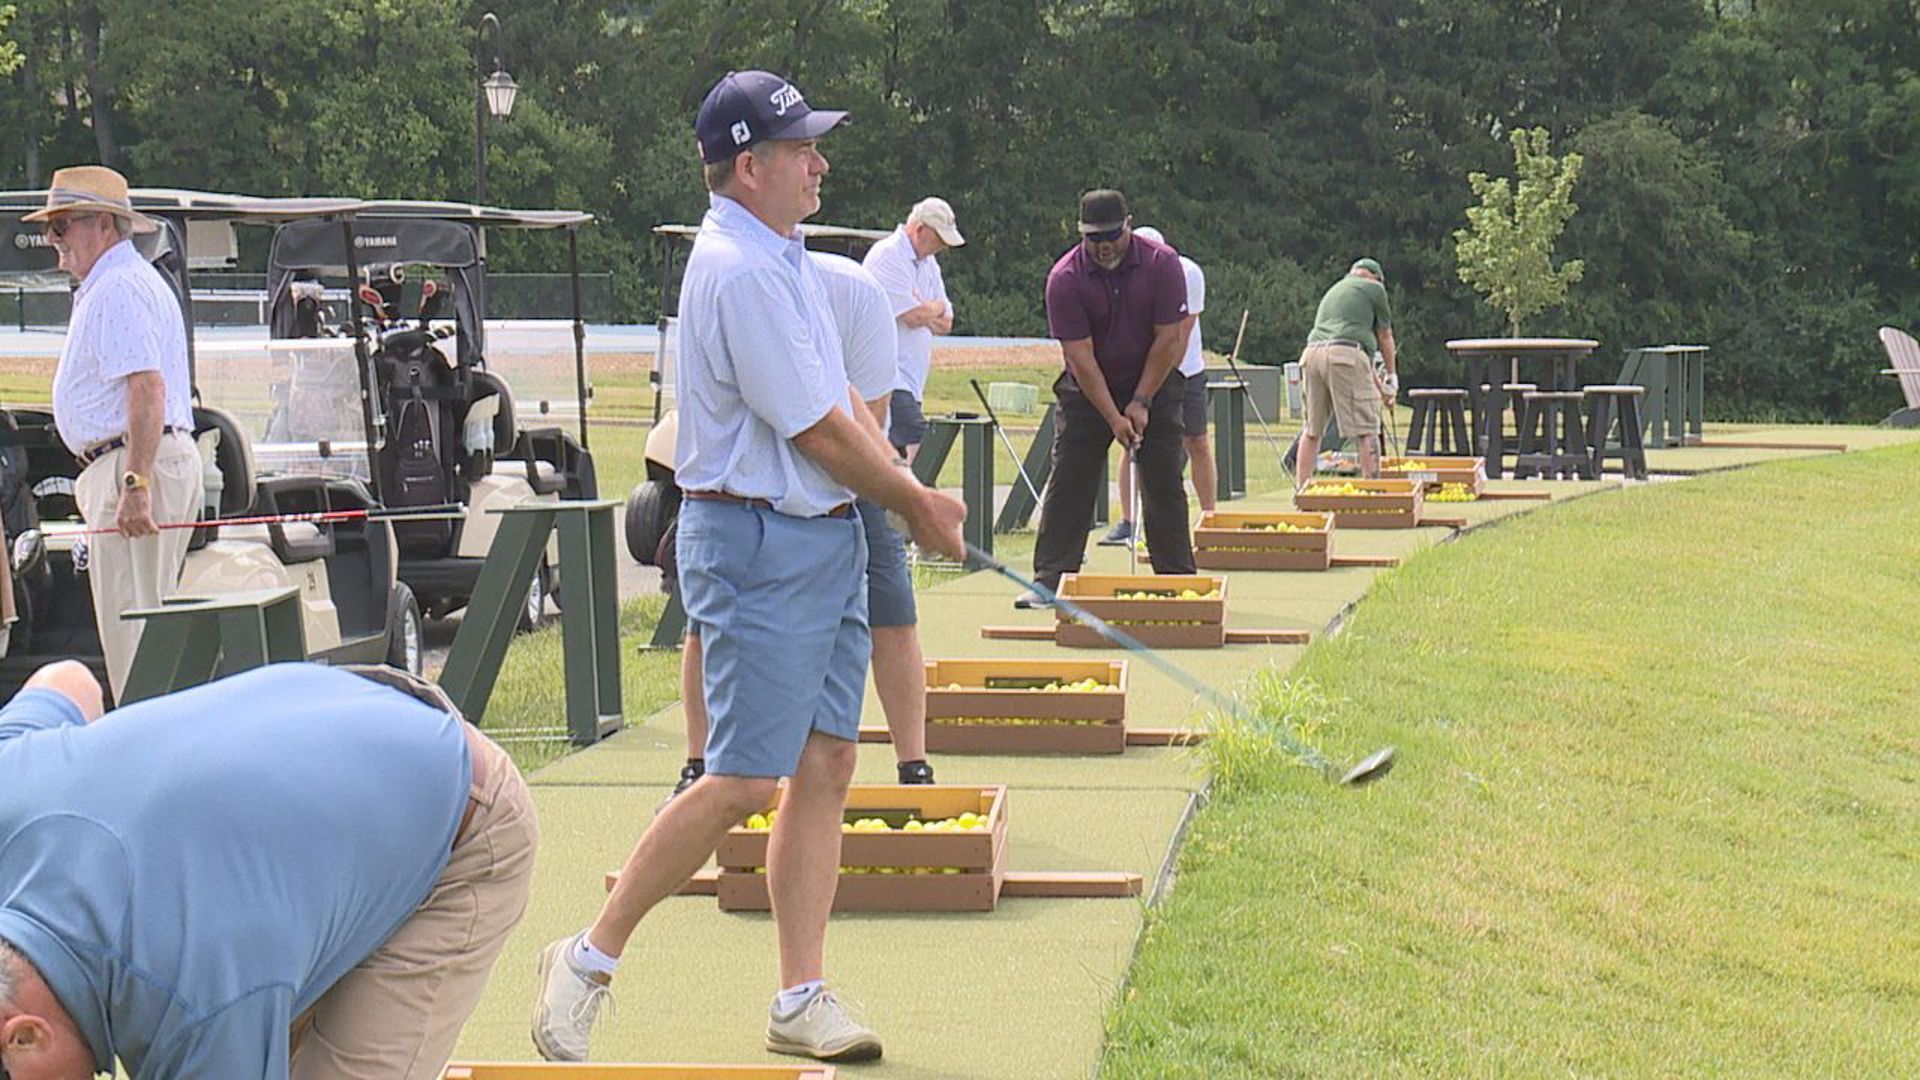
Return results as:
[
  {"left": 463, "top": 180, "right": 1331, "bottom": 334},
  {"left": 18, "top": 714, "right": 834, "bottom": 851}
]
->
[
  {"left": 1192, "top": 510, "right": 1334, "bottom": 571},
  {"left": 714, "top": 785, "right": 1009, "bottom": 912},
  {"left": 443, "top": 1066, "right": 835, "bottom": 1080},
  {"left": 1055, "top": 573, "right": 1227, "bottom": 648},
  {"left": 1293, "top": 477, "right": 1425, "bottom": 528},
  {"left": 924, "top": 658, "right": 1128, "bottom": 754},
  {"left": 1381, "top": 455, "right": 1488, "bottom": 496}
]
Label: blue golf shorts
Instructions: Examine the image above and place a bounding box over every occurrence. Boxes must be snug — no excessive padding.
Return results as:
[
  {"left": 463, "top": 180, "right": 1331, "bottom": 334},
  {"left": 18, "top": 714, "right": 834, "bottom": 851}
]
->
[
  {"left": 678, "top": 498, "right": 870, "bottom": 778},
  {"left": 857, "top": 499, "right": 917, "bottom": 628}
]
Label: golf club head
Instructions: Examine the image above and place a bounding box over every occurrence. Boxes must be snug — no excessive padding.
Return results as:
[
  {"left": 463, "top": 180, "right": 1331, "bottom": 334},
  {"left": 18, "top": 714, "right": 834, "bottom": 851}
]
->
[{"left": 1338, "top": 746, "right": 1397, "bottom": 787}]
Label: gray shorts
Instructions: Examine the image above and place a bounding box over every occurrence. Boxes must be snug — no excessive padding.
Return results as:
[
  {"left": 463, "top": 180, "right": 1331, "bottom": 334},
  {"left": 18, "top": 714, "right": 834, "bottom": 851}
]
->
[
  {"left": 857, "top": 498, "right": 917, "bottom": 627},
  {"left": 678, "top": 498, "right": 869, "bottom": 778},
  {"left": 1180, "top": 371, "right": 1208, "bottom": 438},
  {"left": 889, "top": 389, "right": 928, "bottom": 451}
]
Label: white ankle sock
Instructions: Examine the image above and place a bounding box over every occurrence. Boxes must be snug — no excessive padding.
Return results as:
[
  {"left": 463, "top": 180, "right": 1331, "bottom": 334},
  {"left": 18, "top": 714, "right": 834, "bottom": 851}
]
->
[
  {"left": 774, "top": 979, "right": 825, "bottom": 1017},
  {"left": 571, "top": 932, "right": 620, "bottom": 977}
]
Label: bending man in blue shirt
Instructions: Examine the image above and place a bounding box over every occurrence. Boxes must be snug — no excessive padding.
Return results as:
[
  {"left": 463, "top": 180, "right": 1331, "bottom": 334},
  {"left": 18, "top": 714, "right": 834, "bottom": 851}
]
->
[{"left": 0, "top": 661, "right": 538, "bottom": 1080}]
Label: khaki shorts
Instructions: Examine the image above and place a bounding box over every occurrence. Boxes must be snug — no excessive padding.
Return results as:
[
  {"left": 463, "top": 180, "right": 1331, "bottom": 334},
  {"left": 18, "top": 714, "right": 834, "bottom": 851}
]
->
[
  {"left": 1300, "top": 342, "right": 1381, "bottom": 438},
  {"left": 289, "top": 726, "right": 538, "bottom": 1079}
]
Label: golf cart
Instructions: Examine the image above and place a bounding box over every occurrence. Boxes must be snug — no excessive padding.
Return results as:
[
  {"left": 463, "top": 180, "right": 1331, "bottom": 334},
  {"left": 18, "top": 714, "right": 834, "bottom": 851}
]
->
[
  {"left": 263, "top": 202, "right": 597, "bottom": 628},
  {"left": 626, "top": 222, "right": 888, "bottom": 566},
  {"left": 0, "top": 190, "right": 425, "bottom": 697}
]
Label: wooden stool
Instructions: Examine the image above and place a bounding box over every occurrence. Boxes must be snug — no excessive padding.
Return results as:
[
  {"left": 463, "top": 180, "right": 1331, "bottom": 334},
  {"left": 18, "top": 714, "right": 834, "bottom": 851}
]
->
[
  {"left": 1406, "top": 388, "right": 1472, "bottom": 457},
  {"left": 1513, "top": 390, "right": 1595, "bottom": 480},
  {"left": 1476, "top": 382, "right": 1537, "bottom": 478},
  {"left": 1583, "top": 384, "right": 1649, "bottom": 480}
]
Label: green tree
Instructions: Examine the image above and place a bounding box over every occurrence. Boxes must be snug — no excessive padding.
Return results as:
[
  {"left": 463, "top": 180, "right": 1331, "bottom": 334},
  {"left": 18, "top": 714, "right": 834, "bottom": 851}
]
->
[
  {"left": 0, "top": 6, "right": 20, "bottom": 77},
  {"left": 1453, "top": 127, "right": 1586, "bottom": 337}
]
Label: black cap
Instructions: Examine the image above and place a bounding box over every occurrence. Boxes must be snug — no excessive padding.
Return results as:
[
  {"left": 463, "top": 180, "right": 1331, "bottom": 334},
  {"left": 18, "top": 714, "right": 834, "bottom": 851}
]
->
[
  {"left": 695, "top": 70, "right": 849, "bottom": 165},
  {"left": 1078, "top": 189, "right": 1129, "bottom": 234}
]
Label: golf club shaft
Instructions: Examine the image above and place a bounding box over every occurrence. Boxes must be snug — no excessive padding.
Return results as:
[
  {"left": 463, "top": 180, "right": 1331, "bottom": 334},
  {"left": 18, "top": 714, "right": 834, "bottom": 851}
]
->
[
  {"left": 77, "top": 504, "right": 466, "bottom": 536},
  {"left": 965, "top": 540, "right": 1339, "bottom": 777},
  {"left": 1220, "top": 309, "right": 1297, "bottom": 479},
  {"left": 967, "top": 379, "right": 1045, "bottom": 506}
]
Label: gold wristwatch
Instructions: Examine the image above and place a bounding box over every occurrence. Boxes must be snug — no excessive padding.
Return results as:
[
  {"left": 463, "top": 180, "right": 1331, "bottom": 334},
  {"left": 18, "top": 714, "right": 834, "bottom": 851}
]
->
[{"left": 121, "top": 470, "right": 150, "bottom": 492}]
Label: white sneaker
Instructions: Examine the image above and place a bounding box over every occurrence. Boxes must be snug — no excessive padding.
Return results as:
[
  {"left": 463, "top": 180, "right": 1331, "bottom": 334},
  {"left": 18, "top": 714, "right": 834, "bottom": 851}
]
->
[
  {"left": 531, "top": 934, "right": 614, "bottom": 1062},
  {"left": 765, "top": 989, "right": 884, "bottom": 1062}
]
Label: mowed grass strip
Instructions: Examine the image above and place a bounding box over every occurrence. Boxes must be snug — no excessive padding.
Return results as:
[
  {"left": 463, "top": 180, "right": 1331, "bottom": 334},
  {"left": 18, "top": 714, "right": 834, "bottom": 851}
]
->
[{"left": 1101, "top": 443, "right": 1920, "bottom": 1078}]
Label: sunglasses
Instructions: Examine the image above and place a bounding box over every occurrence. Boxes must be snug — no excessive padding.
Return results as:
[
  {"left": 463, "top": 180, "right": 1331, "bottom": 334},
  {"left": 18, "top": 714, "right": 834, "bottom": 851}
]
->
[
  {"left": 43, "top": 212, "right": 101, "bottom": 239},
  {"left": 1082, "top": 225, "right": 1126, "bottom": 244}
]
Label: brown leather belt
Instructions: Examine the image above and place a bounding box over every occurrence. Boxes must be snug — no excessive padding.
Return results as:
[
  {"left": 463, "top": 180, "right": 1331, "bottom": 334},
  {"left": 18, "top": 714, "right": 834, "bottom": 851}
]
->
[
  {"left": 76, "top": 425, "right": 188, "bottom": 467},
  {"left": 685, "top": 489, "right": 854, "bottom": 519},
  {"left": 456, "top": 724, "right": 490, "bottom": 849}
]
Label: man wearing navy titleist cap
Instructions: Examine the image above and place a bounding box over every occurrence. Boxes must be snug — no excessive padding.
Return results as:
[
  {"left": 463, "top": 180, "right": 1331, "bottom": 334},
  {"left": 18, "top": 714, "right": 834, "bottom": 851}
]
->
[{"left": 530, "top": 71, "right": 965, "bottom": 1066}]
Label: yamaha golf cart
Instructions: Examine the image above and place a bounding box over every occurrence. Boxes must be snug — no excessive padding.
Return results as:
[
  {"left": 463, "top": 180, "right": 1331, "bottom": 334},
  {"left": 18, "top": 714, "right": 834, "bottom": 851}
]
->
[
  {"left": 0, "top": 190, "right": 425, "bottom": 698},
  {"left": 262, "top": 202, "right": 597, "bottom": 628},
  {"left": 626, "top": 222, "right": 888, "bottom": 566}
]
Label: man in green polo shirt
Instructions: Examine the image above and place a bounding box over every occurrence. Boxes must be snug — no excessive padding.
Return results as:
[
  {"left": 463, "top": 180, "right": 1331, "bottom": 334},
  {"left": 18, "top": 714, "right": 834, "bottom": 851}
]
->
[{"left": 1295, "top": 258, "right": 1397, "bottom": 484}]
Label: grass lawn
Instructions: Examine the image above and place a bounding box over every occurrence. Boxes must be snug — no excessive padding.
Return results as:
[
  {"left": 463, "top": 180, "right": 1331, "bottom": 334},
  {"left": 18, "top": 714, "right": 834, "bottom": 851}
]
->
[
  {"left": 1100, "top": 442, "right": 1920, "bottom": 1077},
  {"left": 473, "top": 593, "right": 684, "bottom": 775}
]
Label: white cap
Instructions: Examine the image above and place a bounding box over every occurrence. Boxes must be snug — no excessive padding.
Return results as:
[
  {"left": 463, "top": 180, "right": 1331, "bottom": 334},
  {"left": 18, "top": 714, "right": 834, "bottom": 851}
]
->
[
  {"left": 1132, "top": 225, "right": 1166, "bottom": 246},
  {"left": 907, "top": 197, "right": 965, "bottom": 247}
]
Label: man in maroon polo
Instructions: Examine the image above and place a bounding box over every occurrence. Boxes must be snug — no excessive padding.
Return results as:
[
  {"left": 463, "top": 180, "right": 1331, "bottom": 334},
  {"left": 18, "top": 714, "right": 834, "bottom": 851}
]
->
[{"left": 1017, "top": 189, "right": 1194, "bottom": 608}]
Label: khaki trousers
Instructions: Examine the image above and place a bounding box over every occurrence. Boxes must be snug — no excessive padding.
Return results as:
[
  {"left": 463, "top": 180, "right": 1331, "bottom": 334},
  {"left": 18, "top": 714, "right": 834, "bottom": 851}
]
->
[
  {"left": 290, "top": 726, "right": 539, "bottom": 1079},
  {"left": 74, "top": 433, "right": 204, "bottom": 701}
]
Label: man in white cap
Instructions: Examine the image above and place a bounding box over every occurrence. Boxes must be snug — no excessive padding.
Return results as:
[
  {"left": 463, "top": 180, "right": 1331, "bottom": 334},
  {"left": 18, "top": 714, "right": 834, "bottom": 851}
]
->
[
  {"left": 1102, "top": 225, "right": 1212, "bottom": 545},
  {"left": 861, "top": 196, "right": 963, "bottom": 461},
  {"left": 23, "top": 165, "right": 202, "bottom": 702}
]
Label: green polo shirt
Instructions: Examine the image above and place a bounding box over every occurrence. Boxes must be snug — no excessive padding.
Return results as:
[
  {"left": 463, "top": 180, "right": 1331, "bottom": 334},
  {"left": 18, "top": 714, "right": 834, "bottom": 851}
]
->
[{"left": 1305, "top": 274, "right": 1392, "bottom": 355}]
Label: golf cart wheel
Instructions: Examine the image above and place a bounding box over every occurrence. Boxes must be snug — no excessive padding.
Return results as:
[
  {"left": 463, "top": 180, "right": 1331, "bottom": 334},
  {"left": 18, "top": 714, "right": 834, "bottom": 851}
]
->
[
  {"left": 625, "top": 479, "right": 677, "bottom": 565},
  {"left": 518, "top": 559, "right": 551, "bottom": 633},
  {"left": 386, "top": 582, "right": 424, "bottom": 676}
]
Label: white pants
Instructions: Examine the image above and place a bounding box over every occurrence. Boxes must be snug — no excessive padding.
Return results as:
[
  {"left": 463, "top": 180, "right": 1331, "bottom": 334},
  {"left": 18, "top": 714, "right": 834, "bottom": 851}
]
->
[{"left": 75, "top": 432, "right": 204, "bottom": 701}]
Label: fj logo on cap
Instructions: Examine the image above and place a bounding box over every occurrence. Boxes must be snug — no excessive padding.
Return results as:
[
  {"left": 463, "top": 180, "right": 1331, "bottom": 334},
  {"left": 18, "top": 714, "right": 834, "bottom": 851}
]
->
[
  {"left": 730, "top": 120, "right": 751, "bottom": 145},
  {"left": 769, "top": 83, "right": 804, "bottom": 116}
]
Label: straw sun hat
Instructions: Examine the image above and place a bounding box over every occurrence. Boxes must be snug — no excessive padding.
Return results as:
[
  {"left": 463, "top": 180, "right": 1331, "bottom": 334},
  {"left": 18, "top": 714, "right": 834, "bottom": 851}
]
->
[{"left": 21, "top": 165, "right": 158, "bottom": 234}]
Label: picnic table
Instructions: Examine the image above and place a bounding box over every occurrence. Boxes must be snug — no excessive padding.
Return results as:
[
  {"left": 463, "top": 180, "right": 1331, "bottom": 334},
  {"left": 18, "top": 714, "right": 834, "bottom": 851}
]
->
[{"left": 1445, "top": 337, "right": 1601, "bottom": 469}]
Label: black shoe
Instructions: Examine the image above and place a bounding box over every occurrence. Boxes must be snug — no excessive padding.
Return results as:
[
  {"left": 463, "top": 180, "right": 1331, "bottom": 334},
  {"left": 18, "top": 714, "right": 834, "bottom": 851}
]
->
[
  {"left": 1096, "top": 520, "right": 1134, "bottom": 546},
  {"left": 897, "top": 759, "right": 936, "bottom": 785}
]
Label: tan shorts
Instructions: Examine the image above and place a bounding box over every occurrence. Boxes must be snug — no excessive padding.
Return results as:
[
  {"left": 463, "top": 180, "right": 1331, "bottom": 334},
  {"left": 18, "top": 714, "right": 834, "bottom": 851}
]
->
[
  {"left": 1300, "top": 341, "right": 1382, "bottom": 438},
  {"left": 289, "top": 726, "right": 538, "bottom": 1080}
]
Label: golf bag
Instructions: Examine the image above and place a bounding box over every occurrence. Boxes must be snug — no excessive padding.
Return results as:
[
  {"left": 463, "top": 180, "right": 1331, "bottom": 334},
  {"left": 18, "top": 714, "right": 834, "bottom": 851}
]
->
[{"left": 378, "top": 329, "right": 463, "bottom": 557}]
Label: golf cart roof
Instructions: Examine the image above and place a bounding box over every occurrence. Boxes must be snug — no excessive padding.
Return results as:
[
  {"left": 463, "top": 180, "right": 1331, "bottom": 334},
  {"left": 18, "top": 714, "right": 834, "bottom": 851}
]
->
[
  {"left": 0, "top": 188, "right": 363, "bottom": 222},
  {"left": 652, "top": 222, "right": 888, "bottom": 244},
  {"left": 355, "top": 201, "right": 593, "bottom": 229},
  {"left": 0, "top": 190, "right": 593, "bottom": 228}
]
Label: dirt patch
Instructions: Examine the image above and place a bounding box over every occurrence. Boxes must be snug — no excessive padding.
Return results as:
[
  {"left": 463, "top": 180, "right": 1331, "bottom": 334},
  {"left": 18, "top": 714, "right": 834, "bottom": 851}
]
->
[{"left": 932, "top": 342, "right": 1057, "bottom": 369}]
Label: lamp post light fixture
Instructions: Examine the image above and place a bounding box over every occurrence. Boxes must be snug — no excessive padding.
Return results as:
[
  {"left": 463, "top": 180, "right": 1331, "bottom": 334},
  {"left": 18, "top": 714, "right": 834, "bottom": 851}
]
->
[{"left": 474, "top": 12, "right": 518, "bottom": 207}]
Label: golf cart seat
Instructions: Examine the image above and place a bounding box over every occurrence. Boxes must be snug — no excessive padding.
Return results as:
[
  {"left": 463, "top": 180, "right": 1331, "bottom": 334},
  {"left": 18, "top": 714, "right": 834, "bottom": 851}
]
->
[
  {"left": 191, "top": 406, "right": 257, "bottom": 553},
  {"left": 469, "top": 370, "right": 565, "bottom": 495}
]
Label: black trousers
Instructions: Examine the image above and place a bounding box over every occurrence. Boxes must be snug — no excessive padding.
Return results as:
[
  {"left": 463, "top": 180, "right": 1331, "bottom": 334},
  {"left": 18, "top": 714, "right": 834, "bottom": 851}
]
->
[{"left": 1032, "top": 371, "right": 1195, "bottom": 586}]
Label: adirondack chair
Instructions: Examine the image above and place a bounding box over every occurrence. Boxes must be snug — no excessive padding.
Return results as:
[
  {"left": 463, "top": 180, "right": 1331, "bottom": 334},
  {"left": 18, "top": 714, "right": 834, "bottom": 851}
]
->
[{"left": 1877, "top": 327, "right": 1920, "bottom": 428}]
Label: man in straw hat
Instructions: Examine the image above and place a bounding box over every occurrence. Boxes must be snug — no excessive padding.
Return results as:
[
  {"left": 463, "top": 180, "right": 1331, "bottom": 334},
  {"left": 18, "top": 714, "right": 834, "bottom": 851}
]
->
[{"left": 23, "top": 165, "right": 202, "bottom": 702}]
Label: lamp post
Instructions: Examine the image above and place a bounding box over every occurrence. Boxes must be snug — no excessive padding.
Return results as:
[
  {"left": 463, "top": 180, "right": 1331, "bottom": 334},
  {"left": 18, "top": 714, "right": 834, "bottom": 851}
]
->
[{"left": 473, "top": 12, "right": 518, "bottom": 207}]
